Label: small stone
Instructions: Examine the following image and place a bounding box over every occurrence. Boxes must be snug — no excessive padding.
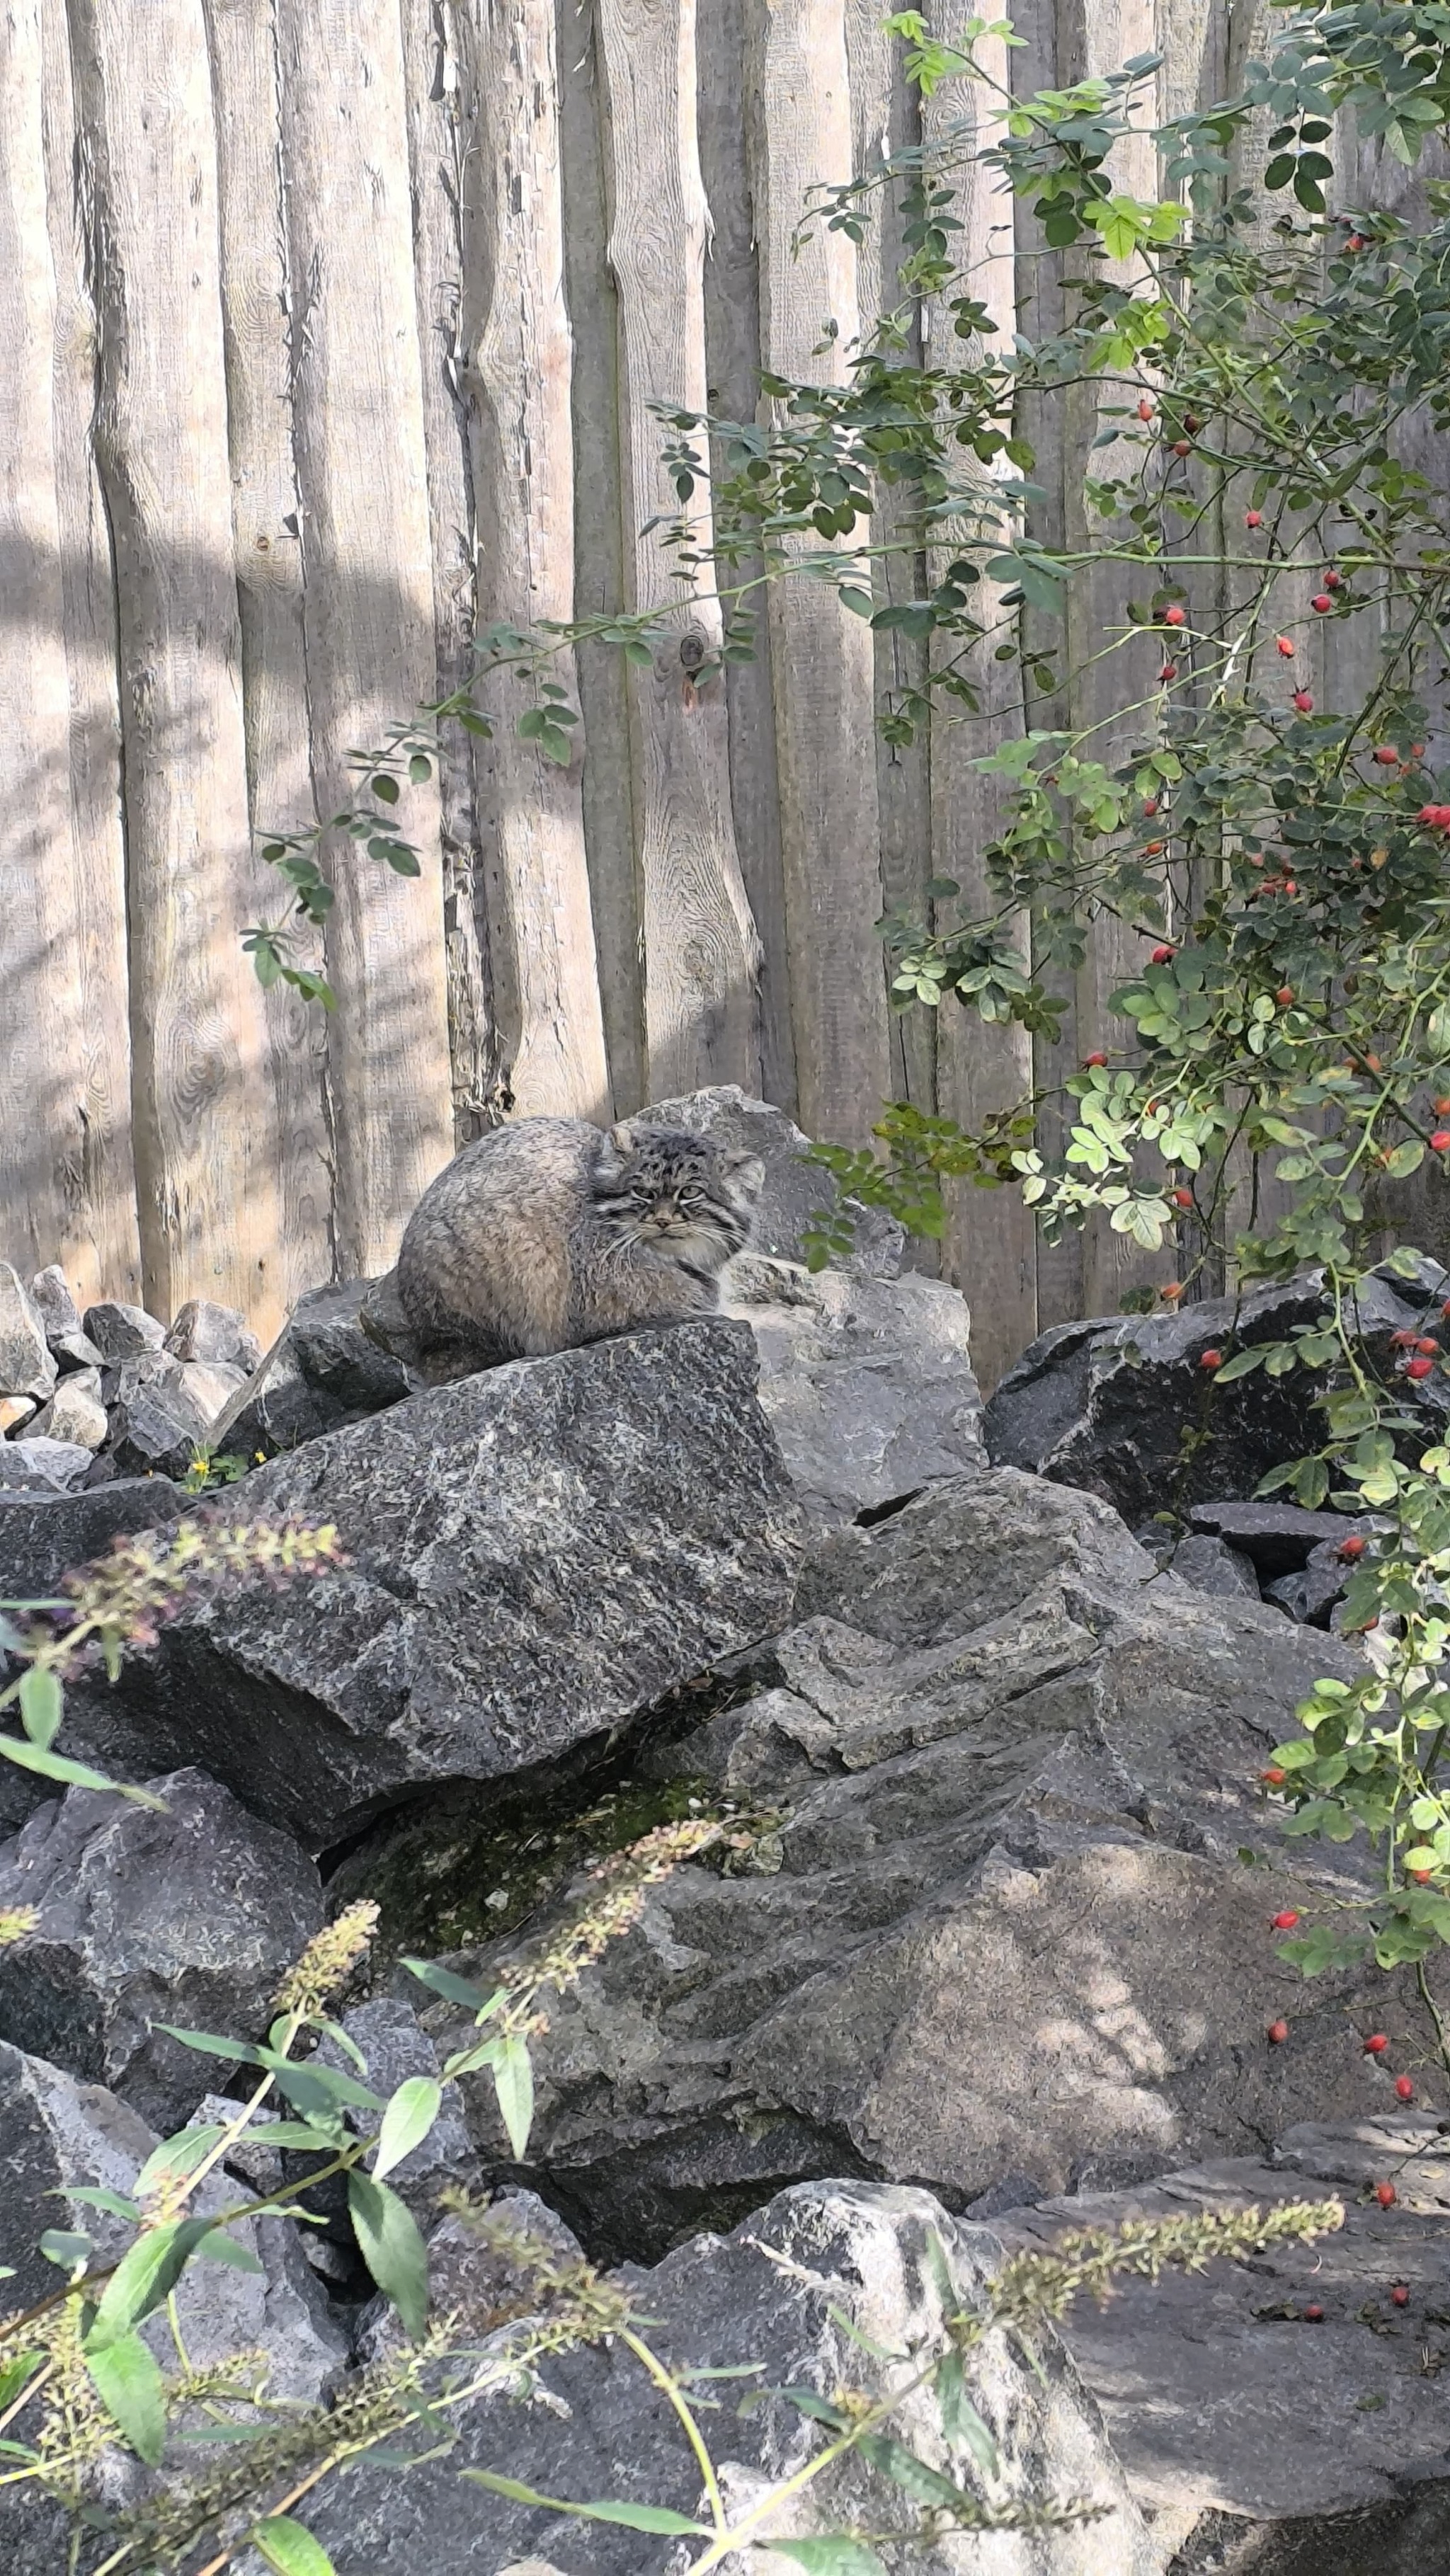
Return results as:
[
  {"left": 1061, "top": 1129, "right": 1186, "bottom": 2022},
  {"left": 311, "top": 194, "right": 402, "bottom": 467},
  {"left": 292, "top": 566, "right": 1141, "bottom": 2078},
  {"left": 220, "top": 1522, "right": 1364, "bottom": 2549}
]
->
[
  {"left": 28, "top": 1265, "right": 84, "bottom": 1344},
  {"left": 0, "top": 1264, "right": 57, "bottom": 1403},
  {"left": 82, "top": 1300, "right": 168, "bottom": 1361},
  {"left": 173, "top": 1358, "right": 249, "bottom": 1431},
  {"left": 0, "top": 1395, "right": 36, "bottom": 1437},
  {"left": 165, "top": 1297, "right": 263, "bottom": 1373},
  {"left": 29, "top": 1368, "right": 107, "bottom": 1452},
  {"left": 107, "top": 1392, "right": 202, "bottom": 1480},
  {"left": 0, "top": 1436, "right": 93, "bottom": 1494},
  {"left": 49, "top": 1329, "right": 104, "bottom": 1373},
  {"left": 1146, "top": 1530, "right": 1262, "bottom": 1599}
]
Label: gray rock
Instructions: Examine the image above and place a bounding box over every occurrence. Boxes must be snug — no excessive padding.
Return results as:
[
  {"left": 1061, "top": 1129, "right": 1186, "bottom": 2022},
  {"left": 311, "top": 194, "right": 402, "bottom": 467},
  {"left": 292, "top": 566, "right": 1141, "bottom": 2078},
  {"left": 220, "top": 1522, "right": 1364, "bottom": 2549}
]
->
[
  {"left": 0, "top": 1395, "right": 36, "bottom": 1436},
  {"left": 106, "top": 1391, "right": 206, "bottom": 1480},
  {"left": 0, "top": 1475, "right": 184, "bottom": 1606},
  {"left": 0, "top": 1436, "right": 95, "bottom": 1494},
  {"left": 0, "top": 1768, "right": 324, "bottom": 2130},
  {"left": 297, "top": 2180, "right": 1158, "bottom": 2576},
  {"left": 426, "top": 1470, "right": 1441, "bottom": 2262},
  {"left": 173, "top": 1358, "right": 249, "bottom": 1431},
  {"left": 28, "top": 1265, "right": 84, "bottom": 1346},
  {"left": 1187, "top": 1499, "right": 1358, "bottom": 1579},
  {"left": 29, "top": 1368, "right": 107, "bottom": 1453},
  {"left": 984, "top": 1271, "right": 1446, "bottom": 1525},
  {"left": 991, "top": 2117, "right": 1450, "bottom": 2570},
  {"left": 213, "top": 1278, "right": 421, "bottom": 1462},
  {"left": 637, "top": 1084, "right": 906, "bottom": 1278},
  {"left": 1143, "top": 1531, "right": 1262, "bottom": 1600},
  {"left": 0, "top": 1265, "right": 57, "bottom": 1403},
  {"left": 65, "top": 1321, "right": 804, "bottom": 1847},
  {"left": 721, "top": 1252, "right": 984, "bottom": 1521},
  {"left": 98, "top": 1346, "right": 185, "bottom": 1411},
  {"left": 1265, "top": 1532, "right": 1374, "bottom": 1628},
  {"left": 82, "top": 1300, "right": 168, "bottom": 1362},
  {"left": 353, "top": 2188, "right": 585, "bottom": 2368},
  {"left": 164, "top": 1297, "right": 263, "bottom": 1373}
]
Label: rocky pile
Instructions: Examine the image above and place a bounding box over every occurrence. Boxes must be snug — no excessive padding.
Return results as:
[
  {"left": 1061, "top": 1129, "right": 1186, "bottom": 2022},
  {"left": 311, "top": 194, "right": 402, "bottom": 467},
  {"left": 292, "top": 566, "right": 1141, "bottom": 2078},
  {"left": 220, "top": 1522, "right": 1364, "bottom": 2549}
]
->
[
  {"left": 0, "top": 1269, "right": 263, "bottom": 1491},
  {"left": 416, "top": 1470, "right": 1442, "bottom": 2272}
]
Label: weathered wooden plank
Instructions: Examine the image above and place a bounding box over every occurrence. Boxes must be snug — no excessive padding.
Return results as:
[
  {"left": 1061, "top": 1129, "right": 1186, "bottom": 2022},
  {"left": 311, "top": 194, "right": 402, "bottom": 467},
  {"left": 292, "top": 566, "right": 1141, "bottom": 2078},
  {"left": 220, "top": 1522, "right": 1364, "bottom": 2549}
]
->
[
  {"left": 697, "top": 0, "right": 797, "bottom": 1114},
  {"left": 745, "top": 0, "right": 890, "bottom": 1145},
  {"left": 69, "top": 0, "right": 285, "bottom": 1329},
  {"left": 846, "top": 2, "right": 936, "bottom": 1132},
  {"left": 1058, "top": 0, "right": 1165, "bottom": 1319},
  {"left": 595, "top": 0, "right": 763, "bottom": 1101},
  {"left": 922, "top": 7, "right": 1037, "bottom": 1387},
  {"left": 0, "top": 0, "right": 140, "bottom": 1310},
  {"left": 0, "top": 0, "right": 95, "bottom": 1284},
  {"left": 459, "top": 0, "right": 613, "bottom": 1126},
  {"left": 202, "top": 0, "right": 335, "bottom": 1307},
  {"left": 273, "top": 0, "right": 454, "bottom": 1276},
  {"left": 555, "top": 0, "right": 646, "bottom": 1113},
  {"left": 400, "top": 0, "right": 503, "bottom": 1143}
]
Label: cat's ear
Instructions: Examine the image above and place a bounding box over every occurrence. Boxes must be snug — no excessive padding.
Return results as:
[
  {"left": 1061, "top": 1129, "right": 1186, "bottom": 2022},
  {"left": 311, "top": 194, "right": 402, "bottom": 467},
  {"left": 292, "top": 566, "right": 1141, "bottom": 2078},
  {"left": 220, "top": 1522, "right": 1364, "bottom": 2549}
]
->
[
  {"left": 724, "top": 1150, "right": 765, "bottom": 1198},
  {"left": 607, "top": 1121, "right": 634, "bottom": 1154}
]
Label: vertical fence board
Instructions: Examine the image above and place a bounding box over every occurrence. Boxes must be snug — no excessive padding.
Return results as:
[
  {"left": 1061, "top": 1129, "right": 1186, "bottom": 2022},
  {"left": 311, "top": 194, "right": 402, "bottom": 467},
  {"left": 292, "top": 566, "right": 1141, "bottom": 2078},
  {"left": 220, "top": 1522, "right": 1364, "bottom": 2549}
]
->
[
  {"left": 36, "top": 0, "right": 139, "bottom": 1307},
  {"left": 401, "top": 0, "right": 501, "bottom": 1142},
  {"left": 846, "top": 4, "right": 936, "bottom": 1131},
  {"left": 273, "top": 0, "right": 453, "bottom": 1276},
  {"left": 596, "top": 0, "right": 763, "bottom": 1101},
  {"left": 1, "top": 0, "right": 103, "bottom": 1290},
  {"left": 745, "top": 0, "right": 889, "bottom": 1145},
  {"left": 923, "top": 11, "right": 1037, "bottom": 1387},
  {"left": 202, "top": 0, "right": 334, "bottom": 1310},
  {"left": 555, "top": 0, "right": 646, "bottom": 1114},
  {"left": 697, "top": 0, "right": 796, "bottom": 1114},
  {"left": 461, "top": 0, "right": 612, "bottom": 1124},
  {"left": 71, "top": 0, "right": 285, "bottom": 1328}
]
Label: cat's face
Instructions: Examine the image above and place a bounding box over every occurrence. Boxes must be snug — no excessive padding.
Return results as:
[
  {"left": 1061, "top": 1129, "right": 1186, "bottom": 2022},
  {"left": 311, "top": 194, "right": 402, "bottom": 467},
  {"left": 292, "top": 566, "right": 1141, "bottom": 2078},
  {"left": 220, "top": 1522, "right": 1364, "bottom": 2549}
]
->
[{"left": 593, "top": 1126, "right": 763, "bottom": 1258}]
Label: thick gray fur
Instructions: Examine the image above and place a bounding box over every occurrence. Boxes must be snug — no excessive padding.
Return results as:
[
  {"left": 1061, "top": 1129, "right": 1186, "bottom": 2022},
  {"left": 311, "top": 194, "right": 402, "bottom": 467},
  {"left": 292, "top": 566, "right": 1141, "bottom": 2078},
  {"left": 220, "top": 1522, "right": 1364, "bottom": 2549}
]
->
[{"left": 396, "top": 1116, "right": 765, "bottom": 1364}]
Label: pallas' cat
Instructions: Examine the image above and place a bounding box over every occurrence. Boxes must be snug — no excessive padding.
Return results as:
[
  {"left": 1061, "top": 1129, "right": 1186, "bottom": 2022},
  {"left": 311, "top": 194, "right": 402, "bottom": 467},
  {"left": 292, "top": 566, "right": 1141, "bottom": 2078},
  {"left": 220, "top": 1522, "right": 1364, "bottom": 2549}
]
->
[{"left": 396, "top": 1116, "right": 764, "bottom": 1364}]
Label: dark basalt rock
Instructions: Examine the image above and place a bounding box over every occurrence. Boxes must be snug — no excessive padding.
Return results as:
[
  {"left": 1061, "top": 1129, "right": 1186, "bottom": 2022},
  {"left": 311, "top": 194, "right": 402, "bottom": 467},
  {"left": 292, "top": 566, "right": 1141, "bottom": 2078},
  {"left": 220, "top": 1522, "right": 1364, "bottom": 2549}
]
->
[
  {"left": 63, "top": 1321, "right": 804, "bottom": 1847},
  {"left": 0, "top": 1768, "right": 324, "bottom": 2130},
  {"left": 984, "top": 1271, "right": 1447, "bottom": 1525}
]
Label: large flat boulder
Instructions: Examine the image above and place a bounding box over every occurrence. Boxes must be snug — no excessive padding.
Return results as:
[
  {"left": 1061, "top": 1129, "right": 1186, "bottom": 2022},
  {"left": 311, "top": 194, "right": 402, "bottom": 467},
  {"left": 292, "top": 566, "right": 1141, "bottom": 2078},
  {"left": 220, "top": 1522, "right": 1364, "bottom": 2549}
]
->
[
  {"left": 0, "top": 1768, "right": 324, "bottom": 2130},
  {"left": 299, "top": 2180, "right": 1159, "bottom": 2575},
  {"left": 421, "top": 1470, "right": 1447, "bottom": 2260},
  {"left": 993, "top": 2117, "right": 1450, "bottom": 2570},
  {"left": 983, "top": 1271, "right": 1448, "bottom": 1524},
  {"left": 66, "top": 1322, "right": 804, "bottom": 1848}
]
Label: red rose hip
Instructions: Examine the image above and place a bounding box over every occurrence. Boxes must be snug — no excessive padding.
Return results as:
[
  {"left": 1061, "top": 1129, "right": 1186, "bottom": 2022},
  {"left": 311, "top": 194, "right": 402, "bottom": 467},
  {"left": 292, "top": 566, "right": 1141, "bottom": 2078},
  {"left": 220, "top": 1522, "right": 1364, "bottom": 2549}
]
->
[
  {"left": 1272, "top": 1910, "right": 1300, "bottom": 1930},
  {"left": 1364, "top": 2032, "right": 1388, "bottom": 2053},
  {"left": 1396, "top": 2076, "right": 1415, "bottom": 2101},
  {"left": 1267, "top": 2018, "right": 1289, "bottom": 2044},
  {"left": 1376, "top": 2181, "right": 1398, "bottom": 2207}
]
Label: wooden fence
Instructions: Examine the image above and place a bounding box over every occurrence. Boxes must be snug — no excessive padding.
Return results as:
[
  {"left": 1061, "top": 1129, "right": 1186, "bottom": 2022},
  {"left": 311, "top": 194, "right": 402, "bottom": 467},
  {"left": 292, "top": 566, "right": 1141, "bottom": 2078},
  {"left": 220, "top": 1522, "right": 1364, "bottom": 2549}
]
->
[{"left": 0, "top": 0, "right": 1424, "bottom": 1389}]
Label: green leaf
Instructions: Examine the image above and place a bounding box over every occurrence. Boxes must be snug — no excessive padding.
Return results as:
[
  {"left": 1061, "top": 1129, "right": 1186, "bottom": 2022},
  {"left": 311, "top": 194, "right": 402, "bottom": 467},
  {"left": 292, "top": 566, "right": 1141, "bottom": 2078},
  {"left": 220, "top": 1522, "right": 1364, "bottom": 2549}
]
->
[
  {"left": 491, "top": 2032, "right": 535, "bottom": 2159},
  {"left": 404, "top": 1957, "right": 503, "bottom": 2013},
  {"left": 0, "top": 1736, "right": 164, "bottom": 1802},
  {"left": 251, "top": 2515, "right": 340, "bottom": 2576},
  {"left": 85, "top": 2332, "right": 167, "bottom": 2466},
  {"left": 263, "top": 2057, "right": 384, "bottom": 2118},
  {"left": 154, "top": 2025, "right": 264, "bottom": 2065},
  {"left": 133, "top": 2127, "right": 228, "bottom": 2197},
  {"left": 408, "top": 753, "right": 433, "bottom": 784},
  {"left": 459, "top": 2472, "right": 707, "bottom": 2536},
  {"left": 18, "top": 1667, "right": 62, "bottom": 1751},
  {"left": 767, "top": 2543, "right": 889, "bottom": 2575},
  {"left": 348, "top": 2173, "right": 429, "bottom": 2340},
  {"left": 370, "top": 772, "right": 400, "bottom": 804},
  {"left": 1211, "top": 1347, "right": 1265, "bottom": 1383},
  {"left": 39, "top": 2230, "right": 93, "bottom": 2269},
  {"left": 936, "top": 2351, "right": 1000, "bottom": 2475},
  {"left": 0, "top": 2353, "right": 44, "bottom": 2414},
  {"left": 195, "top": 2230, "right": 266, "bottom": 2276},
  {"left": 373, "top": 2076, "right": 442, "bottom": 2183},
  {"left": 64, "top": 2188, "right": 142, "bottom": 2222},
  {"left": 86, "top": 2218, "right": 215, "bottom": 2348}
]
